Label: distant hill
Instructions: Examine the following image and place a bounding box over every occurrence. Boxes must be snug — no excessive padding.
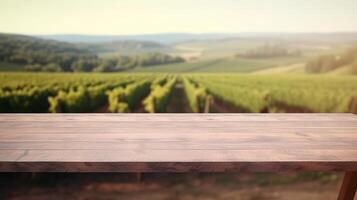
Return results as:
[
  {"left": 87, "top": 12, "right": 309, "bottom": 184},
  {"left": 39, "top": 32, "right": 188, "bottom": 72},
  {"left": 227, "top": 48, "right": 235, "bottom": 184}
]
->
[
  {"left": 35, "top": 32, "right": 357, "bottom": 45},
  {"left": 0, "top": 33, "right": 91, "bottom": 55},
  {"left": 0, "top": 33, "right": 95, "bottom": 71},
  {"left": 76, "top": 40, "right": 170, "bottom": 55},
  {"left": 130, "top": 56, "right": 304, "bottom": 73},
  {"left": 0, "top": 33, "right": 185, "bottom": 72},
  {"left": 0, "top": 33, "right": 88, "bottom": 52},
  {"left": 2, "top": 32, "right": 357, "bottom": 74},
  {"left": 35, "top": 33, "right": 241, "bottom": 44}
]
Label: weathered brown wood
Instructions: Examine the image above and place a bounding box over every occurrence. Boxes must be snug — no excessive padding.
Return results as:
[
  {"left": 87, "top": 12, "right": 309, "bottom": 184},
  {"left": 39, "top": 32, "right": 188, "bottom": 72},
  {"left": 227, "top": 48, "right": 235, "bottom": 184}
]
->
[
  {"left": 337, "top": 171, "right": 357, "bottom": 200},
  {"left": 0, "top": 114, "right": 356, "bottom": 172},
  {"left": 1, "top": 162, "right": 357, "bottom": 173}
]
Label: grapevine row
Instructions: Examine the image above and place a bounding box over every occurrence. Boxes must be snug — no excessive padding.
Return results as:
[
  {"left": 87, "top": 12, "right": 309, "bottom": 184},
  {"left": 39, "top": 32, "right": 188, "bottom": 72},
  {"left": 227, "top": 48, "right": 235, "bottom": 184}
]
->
[
  {"left": 143, "top": 76, "right": 176, "bottom": 113},
  {"left": 107, "top": 79, "right": 152, "bottom": 113},
  {"left": 182, "top": 76, "right": 208, "bottom": 113},
  {"left": 189, "top": 74, "right": 357, "bottom": 113}
]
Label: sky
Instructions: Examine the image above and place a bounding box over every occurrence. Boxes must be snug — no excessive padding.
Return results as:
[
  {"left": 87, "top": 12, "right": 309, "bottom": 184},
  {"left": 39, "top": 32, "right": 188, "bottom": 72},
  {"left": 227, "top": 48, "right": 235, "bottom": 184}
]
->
[{"left": 0, "top": 0, "right": 357, "bottom": 35}]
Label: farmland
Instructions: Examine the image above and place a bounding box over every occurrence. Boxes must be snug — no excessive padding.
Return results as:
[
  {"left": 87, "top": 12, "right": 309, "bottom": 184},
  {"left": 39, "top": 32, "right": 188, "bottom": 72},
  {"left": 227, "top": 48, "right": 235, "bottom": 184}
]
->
[
  {"left": 189, "top": 74, "right": 357, "bottom": 113},
  {"left": 2, "top": 33, "right": 356, "bottom": 74},
  {"left": 1, "top": 72, "right": 356, "bottom": 114},
  {"left": 1, "top": 29, "right": 357, "bottom": 114},
  {"left": 130, "top": 56, "right": 305, "bottom": 73}
]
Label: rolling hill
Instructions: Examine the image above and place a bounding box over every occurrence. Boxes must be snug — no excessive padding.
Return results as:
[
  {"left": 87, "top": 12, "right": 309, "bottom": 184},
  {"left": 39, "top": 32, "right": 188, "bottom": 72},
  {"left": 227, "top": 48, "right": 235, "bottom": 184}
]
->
[
  {"left": 130, "top": 56, "right": 305, "bottom": 73},
  {"left": 2, "top": 32, "right": 357, "bottom": 74},
  {"left": 0, "top": 33, "right": 94, "bottom": 71},
  {"left": 36, "top": 32, "right": 357, "bottom": 44},
  {"left": 77, "top": 40, "right": 174, "bottom": 57}
]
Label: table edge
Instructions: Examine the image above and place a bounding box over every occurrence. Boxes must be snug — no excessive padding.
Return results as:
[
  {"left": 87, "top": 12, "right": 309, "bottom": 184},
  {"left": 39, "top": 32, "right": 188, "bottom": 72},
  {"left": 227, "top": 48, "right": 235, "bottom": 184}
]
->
[{"left": 1, "top": 161, "right": 357, "bottom": 172}]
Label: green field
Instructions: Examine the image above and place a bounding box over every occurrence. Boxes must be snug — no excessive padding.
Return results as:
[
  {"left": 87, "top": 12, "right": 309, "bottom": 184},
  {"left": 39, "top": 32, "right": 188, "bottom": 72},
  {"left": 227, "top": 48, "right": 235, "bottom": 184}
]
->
[
  {"left": 1, "top": 72, "right": 356, "bottom": 114},
  {"left": 128, "top": 39, "right": 349, "bottom": 73},
  {"left": 188, "top": 74, "right": 357, "bottom": 113},
  {"left": 173, "top": 39, "right": 264, "bottom": 60},
  {"left": 1, "top": 34, "right": 356, "bottom": 113},
  {"left": 130, "top": 56, "right": 305, "bottom": 73},
  {"left": 2, "top": 33, "right": 356, "bottom": 75},
  {"left": 0, "top": 62, "right": 24, "bottom": 71}
]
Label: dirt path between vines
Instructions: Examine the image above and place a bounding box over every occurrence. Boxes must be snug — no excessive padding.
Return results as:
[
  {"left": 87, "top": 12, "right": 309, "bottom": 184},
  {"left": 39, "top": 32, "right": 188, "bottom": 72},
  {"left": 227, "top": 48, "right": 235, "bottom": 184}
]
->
[
  {"left": 209, "top": 96, "right": 248, "bottom": 113},
  {"left": 93, "top": 105, "right": 109, "bottom": 113},
  {"left": 166, "top": 81, "right": 192, "bottom": 113}
]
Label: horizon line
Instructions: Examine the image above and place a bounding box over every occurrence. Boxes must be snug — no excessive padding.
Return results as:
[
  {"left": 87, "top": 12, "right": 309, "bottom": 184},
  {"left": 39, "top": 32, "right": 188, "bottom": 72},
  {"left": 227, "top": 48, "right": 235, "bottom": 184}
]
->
[{"left": 2, "top": 31, "right": 357, "bottom": 37}]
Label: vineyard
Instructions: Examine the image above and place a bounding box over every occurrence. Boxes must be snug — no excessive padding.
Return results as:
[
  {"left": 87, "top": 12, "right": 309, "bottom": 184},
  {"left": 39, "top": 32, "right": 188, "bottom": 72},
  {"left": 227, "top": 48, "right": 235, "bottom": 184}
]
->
[{"left": 0, "top": 72, "right": 357, "bottom": 113}]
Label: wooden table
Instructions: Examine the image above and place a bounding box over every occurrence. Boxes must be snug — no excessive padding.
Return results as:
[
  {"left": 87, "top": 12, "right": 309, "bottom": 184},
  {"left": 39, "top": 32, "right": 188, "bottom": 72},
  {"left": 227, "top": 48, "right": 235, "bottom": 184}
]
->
[{"left": 0, "top": 114, "right": 356, "bottom": 199}]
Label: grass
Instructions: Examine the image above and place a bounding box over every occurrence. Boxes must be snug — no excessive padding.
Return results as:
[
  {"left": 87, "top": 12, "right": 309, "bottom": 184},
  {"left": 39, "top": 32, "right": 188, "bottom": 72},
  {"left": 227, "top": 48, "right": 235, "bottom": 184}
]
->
[
  {"left": 253, "top": 63, "right": 306, "bottom": 74},
  {"left": 326, "top": 65, "right": 353, "bottom": 75},
  {"left": 189, "top": 74, "right": 357, "bottom": 113},
  {"left": 173, "top": 39, "right": 264, "bottom": 60},
  {"left": 130, "top": 56, "right": 305, "bottom": 73},
  {"left": 0, "top": 62, "right": 24, "bottom": 71}
]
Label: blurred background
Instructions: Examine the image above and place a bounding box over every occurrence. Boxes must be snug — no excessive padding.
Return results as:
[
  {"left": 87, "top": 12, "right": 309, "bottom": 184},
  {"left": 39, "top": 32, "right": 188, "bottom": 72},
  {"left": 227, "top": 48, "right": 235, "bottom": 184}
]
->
[{"left": 0, "top": 0, "right": 356, "bottom": 199}]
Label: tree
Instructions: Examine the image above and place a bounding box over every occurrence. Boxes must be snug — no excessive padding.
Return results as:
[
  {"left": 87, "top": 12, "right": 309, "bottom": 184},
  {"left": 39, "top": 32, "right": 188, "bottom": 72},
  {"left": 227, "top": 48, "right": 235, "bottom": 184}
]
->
[
  {"left": 71, "top": 59, "right": 97, "bottom": 72},
  {"left": 24, "top": 64, "right": 42, "bottom": 72},
  {"left": 93, "top": 60, "right": 114, "bottom": 72},
  {"left": 42, "top": 63, "right": 62, "bottom": 72}
]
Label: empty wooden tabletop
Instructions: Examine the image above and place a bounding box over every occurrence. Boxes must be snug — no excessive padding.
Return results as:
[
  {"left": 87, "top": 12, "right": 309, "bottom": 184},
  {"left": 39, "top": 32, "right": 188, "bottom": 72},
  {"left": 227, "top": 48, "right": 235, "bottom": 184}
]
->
[{"left": 0, "top": 114, "right": 356, "bottom": 172}]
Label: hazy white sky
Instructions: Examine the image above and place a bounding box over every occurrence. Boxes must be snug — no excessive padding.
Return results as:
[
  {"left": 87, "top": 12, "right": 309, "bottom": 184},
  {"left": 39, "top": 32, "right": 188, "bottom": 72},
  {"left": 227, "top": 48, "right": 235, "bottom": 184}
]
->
[{"left": 0, "top": 0, "right": 356, "bottom": 35}]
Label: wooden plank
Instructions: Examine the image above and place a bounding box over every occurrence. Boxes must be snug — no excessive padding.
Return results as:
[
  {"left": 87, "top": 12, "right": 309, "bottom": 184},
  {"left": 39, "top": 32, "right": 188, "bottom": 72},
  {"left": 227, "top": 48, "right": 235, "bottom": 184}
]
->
[
  {"left": 1, "top": 113, "right": 356, "bottom": 122},
  {"left": 1, "top": 141, "right": 357, "bottom": 150},
  {"left": 0, "top": 149, "right": 357, "bottom": 162},
  {"left": 0, "top": 114, "right": 356, "bottom": 172},
  {"left": 337, "top": 171, "right": 357, "bottom": 200}
]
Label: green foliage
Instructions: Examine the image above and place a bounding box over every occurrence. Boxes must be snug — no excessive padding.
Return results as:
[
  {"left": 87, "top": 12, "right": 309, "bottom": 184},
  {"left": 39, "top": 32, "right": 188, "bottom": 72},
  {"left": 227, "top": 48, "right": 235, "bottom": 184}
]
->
[
  {"left": 24, "top": 64, "right": 43, "bottom": 72},
  {"left": 1, "top": 72, "right": 356, "bottom": 114},
  {"left": 135, "top": 52, "right": 184, "bottom": 67},
  {"left": 143, "top": 77, "right": 176, "bottom": 113},
  {"left": 71, "top": 59, "right": 99, "bottom": 72},
  {"left": 189, "top": 74, "right": 357, "bottom": 113},
  {"left": 130, "top": 56, "right": 304, "bottom": 73},
  {"left": 182, "top": 77, "right": 207, "bottom": 113},
  {"left": 0, "top": 62, "right": 24, "bottom": 71},
  {"left": 0, "top": 86, "right": 55, "bottom": 112},
  {"left": 107, "top": 88, "right": 127, "bottom": 113},
  {"left": 48, "top": 87, "right": 90, "bottom": 113},
  {"left": 190, "top": 75, "right": 266, "bottom": 112},
  {"left": 150, "top": 77, "right": 168, "bottom": 89},
  {"left": 93, "top": 53, "right": 185, "bottom": 72},
  {"left": 107, "top": 80, "right": 151, "bottom": 113},
  {"left": 0, "top": 33, "right": 96, "bottom": 72},
  {"left": 0, "top": 73, "right": 143, "bottom": 113},
  {"left": 0, "top": 34, "right": 185, "bottom": 72},
  {"left": 25, "top": 63, "right": 63, "bottom": 72},
  {"left": 48, "top": 84, "right": 112, "bottom": 113}
]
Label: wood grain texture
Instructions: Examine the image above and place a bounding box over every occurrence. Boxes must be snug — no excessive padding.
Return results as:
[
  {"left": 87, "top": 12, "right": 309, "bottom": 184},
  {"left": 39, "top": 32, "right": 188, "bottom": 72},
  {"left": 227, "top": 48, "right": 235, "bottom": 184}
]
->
[{"left": 0, "top": 114, "right": 356, "bottom": 172}]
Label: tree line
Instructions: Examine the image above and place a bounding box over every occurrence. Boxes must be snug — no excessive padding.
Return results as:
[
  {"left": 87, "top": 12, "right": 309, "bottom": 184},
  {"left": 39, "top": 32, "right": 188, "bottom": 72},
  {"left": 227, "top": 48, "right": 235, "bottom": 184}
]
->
[
  {"left": 0, "top": 33, "right": 184, "bottom": 72},
  {"left": 237, "top": 44, "right": 301, "bottom": 59},
  {"left": 306, "top": 46, "right": 357, "bottom": 74}
]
